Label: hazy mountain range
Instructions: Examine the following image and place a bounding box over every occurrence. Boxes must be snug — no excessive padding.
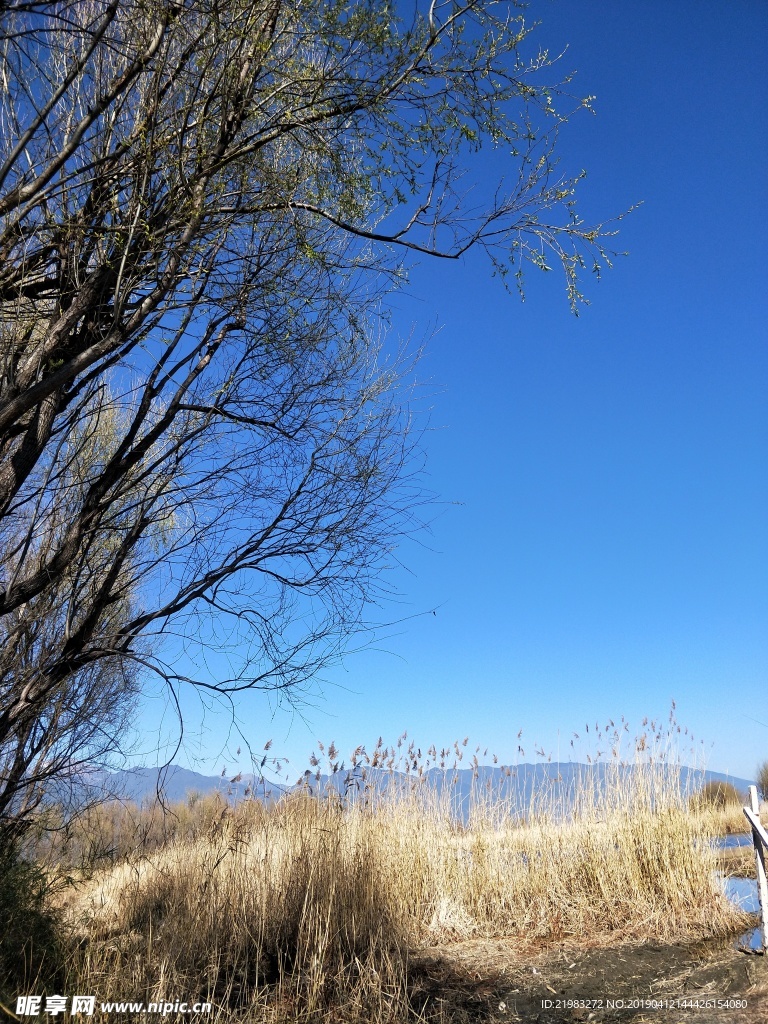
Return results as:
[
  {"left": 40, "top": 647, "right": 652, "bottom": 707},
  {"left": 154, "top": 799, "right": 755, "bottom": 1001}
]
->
[{"left": 74, "top": 762, "right": 757, "bottom": 821}]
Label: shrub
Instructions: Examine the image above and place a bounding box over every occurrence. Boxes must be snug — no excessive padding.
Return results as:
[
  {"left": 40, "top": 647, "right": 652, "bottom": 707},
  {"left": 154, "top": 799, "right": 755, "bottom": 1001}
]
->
[
  {"left": 0, "top": 844, "right": 64, "bottom": 1005},
  {"left": 692, "top": 780, "right": 743, "bottom": 809}
]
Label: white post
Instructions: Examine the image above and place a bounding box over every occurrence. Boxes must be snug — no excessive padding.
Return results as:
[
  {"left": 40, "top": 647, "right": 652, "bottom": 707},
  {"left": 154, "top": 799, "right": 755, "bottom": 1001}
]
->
[{"left": 746, "top": 785, "right": 768, "bottom": 952}]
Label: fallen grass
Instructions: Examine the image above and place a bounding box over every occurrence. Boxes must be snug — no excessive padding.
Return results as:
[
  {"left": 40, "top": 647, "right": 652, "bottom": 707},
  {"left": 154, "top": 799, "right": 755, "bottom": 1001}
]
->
[
  {"left": 46, "top": 750, "right": 750, "bottom": 1023},
  {"left": 716, "top": 844, "right": 759, "bottom": 878}
]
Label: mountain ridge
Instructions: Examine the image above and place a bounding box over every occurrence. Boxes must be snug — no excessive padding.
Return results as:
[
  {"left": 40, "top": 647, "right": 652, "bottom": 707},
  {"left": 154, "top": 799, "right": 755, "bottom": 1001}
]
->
[{"left": 78, "top": 761, "right": 757, "bottom": 814}]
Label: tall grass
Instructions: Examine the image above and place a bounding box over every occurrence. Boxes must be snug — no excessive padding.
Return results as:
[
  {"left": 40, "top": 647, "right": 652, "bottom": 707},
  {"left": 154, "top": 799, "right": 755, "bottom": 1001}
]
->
[{"left": 51, "top": 745, "right": 748, "bottom": 1023}]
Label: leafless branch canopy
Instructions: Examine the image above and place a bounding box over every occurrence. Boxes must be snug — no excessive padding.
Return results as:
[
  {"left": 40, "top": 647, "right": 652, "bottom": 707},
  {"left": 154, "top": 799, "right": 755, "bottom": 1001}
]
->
[{"left": 0, "top": 0, "right": 618, "bottom": 822}]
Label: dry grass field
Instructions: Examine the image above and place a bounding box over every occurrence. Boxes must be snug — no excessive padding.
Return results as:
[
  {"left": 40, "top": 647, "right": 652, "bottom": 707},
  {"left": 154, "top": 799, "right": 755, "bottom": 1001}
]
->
[{"left": 12, "top": 752, "right": 758, "bottom": 1024}]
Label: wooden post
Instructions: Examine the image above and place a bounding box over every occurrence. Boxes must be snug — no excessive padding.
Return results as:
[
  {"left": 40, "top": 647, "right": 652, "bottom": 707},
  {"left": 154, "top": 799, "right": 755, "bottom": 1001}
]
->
[{"left": 744, "top": 785, "right": 768, "bottom": 952}]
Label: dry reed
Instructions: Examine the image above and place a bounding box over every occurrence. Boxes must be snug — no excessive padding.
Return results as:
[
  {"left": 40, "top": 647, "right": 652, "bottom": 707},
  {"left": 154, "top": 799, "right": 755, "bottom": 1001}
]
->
[{"left": 50, "top": 744, "right": 749, "bottom": 1023}]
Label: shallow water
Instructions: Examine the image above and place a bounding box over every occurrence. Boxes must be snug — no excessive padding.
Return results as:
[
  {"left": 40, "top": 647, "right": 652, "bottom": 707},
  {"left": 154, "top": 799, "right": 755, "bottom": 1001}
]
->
[
  {"left": 714, "top": 833, "right": 753, "bottom": 849},
  {"left": 721, "top": 874, "right": 759, "bottom": 913},
  {"left": 719, "top": 873, "right": 764, "bottom": 951}
]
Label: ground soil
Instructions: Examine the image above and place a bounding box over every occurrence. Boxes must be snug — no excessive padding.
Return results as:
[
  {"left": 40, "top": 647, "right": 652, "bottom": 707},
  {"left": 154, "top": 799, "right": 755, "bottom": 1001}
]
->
[{"left": 409, "top": 933, "right": 768, "bottom": 1024}]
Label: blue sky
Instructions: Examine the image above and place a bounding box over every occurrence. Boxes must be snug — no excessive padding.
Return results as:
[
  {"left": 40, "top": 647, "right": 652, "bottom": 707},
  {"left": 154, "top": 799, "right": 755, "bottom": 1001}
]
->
[{"left": 142, "top": 1, "right": 767, "bottom": 783}]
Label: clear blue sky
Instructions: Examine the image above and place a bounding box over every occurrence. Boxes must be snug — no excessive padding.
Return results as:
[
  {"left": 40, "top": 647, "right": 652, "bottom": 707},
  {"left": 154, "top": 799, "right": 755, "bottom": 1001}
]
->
[{"left": 140, "top": 1, "right": 768, "bottom": 783}]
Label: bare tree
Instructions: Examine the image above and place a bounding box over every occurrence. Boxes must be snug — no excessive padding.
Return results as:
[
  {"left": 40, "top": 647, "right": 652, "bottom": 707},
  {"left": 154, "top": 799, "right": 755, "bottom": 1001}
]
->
[
  {"left": 0, "top": 383, "right": 146, "bottom": 833},
  {"left": 0, "top": 0, "right": 619, "bottom": 830}
]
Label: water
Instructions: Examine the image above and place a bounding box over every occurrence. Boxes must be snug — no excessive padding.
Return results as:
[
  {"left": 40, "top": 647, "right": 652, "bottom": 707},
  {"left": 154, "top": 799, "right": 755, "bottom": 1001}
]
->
[
  {"left": 721, "top": 874, "right": 760, "bottom": 914},
  {"left": 715, "top": 833, "right": 753, "bottom": 850},
  {"left": 713, "top": 833, "right": 765, "bottom": 951},
  {"left": 720, "top": 827, "right": 765, "bottom": 946},
  {"left": 719, "top": 870, "right": 764, "bottom": 952}
]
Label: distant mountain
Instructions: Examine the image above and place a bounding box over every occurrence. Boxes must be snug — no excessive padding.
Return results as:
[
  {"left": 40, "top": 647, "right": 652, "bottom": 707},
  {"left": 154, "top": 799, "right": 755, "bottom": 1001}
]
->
[
  {"left": 79, "top": 761, "right": 755, "bottom": 820},
  {"left": 73, "top": 764, "right": 288, "bottom": 806},
  {"left": 295, "top": 762, "right": 756, "bottom": 823}
]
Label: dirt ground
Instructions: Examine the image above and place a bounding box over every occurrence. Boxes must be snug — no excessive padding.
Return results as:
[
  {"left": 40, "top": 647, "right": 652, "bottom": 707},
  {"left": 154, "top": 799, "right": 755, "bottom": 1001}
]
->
[
  {"left": 409, "top": 933, "right": 768, "bottom": 1024},
  {"left": 404, "top": 847, "right": 767, "bottom": 1024}
]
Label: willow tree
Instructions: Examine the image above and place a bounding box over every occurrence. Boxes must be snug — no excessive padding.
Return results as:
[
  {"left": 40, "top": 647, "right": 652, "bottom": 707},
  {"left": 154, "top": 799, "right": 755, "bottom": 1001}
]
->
[{"left": 0, "top": 0, "right": 617, "bottom": 827}]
